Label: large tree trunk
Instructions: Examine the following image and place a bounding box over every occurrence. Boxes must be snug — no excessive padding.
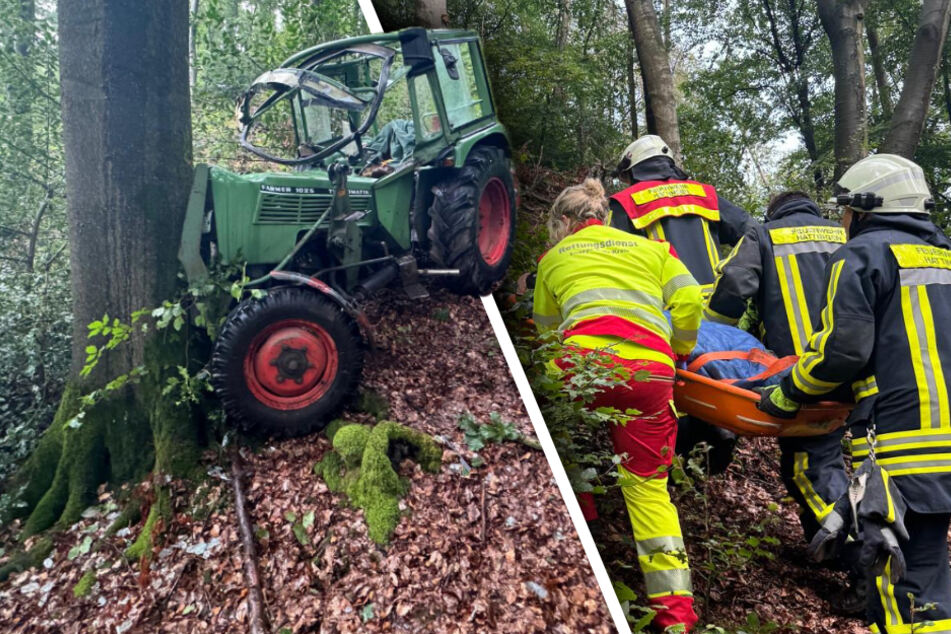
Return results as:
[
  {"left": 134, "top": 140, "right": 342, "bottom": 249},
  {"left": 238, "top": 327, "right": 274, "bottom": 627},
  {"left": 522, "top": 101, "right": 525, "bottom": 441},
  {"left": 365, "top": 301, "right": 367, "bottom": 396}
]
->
[
  {"left": 817, "top": 0, "right": 869, "bottom": 179},
  {"left": 8, "top": 0, "right": 199, "bottom": 551},
  {"left": 881, "top": 0, "right": 951, "bottom": 158},
  {"left": 866, "top": 21, "right": 893, "bottom": 120},
  {"left": 625, "top": 0, "right": 681, "bottom": 163}
]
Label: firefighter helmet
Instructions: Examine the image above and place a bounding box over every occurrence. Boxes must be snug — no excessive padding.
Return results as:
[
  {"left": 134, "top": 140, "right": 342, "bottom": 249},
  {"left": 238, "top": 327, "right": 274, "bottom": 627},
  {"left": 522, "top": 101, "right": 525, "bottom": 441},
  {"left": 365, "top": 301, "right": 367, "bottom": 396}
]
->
[
  {"left": 832, "top": 154, "right": 934, "bottom": 214},
  {"left": 616, "top": 135, "right": 672, "bottom": 175}
]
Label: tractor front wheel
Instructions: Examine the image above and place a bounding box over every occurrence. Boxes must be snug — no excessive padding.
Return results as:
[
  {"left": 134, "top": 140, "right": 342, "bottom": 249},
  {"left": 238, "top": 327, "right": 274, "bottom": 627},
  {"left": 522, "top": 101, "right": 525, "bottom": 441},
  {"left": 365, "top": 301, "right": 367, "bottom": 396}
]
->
[
  {"left": 428, "top": 146, "right": 516, "bottom": 296},
  {"left": 211, "top": 287, "right": 363, "bottom": 437}
]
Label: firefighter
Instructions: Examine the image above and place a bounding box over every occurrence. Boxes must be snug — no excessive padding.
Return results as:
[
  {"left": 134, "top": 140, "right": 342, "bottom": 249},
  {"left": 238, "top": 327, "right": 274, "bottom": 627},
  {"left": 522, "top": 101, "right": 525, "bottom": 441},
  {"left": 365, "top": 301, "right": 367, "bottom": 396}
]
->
[
  {"left": 609, "top": 135, "right": 754, "bottom": 294},
  {"left": 609, "top": 134, "right": 755, "bottom": 474},
  {"left": 704, "top": 191, "right": 863, "bottom": 611},
  {"left": 534, "top": 178, "right": 702, "bottom": 632},
  {"left": 758, "top": 154, "right": 951, "bottom": 632}
]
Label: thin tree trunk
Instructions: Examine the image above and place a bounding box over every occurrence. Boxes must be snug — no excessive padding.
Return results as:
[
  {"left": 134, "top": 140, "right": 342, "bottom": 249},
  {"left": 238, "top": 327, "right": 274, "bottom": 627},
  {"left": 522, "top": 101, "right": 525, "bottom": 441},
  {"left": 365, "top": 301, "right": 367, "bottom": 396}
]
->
[
  {"left": 415, "top": 0, "right": 447, "bottom": 28},
  {"left": 881, "top": 0, "right": 951, "bottom": 158},
  {"left": 866, "top": 22, "right": 893, "bottom": 119},
  {"left": 189, "top": 0, "right": 199, "bottom": 88},
  {"left": 625, "top": 0, "right": 681, "bottom": 163},
  {"left": 943, "top": 63, "right": 951, "bottom": 125},
  {"left": 627, "top": 32, "right": 639, "bottom": 138},
  {"left": 817, "top": 0, "right": 869, "bottom": 179}
]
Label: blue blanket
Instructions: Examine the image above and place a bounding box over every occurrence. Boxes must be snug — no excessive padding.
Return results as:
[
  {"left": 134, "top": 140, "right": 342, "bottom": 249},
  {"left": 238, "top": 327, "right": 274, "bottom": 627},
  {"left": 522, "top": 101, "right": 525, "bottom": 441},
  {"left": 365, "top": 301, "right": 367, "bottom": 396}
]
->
[{"left": 680, "top": 319, "right": 786, "bottom": 388}]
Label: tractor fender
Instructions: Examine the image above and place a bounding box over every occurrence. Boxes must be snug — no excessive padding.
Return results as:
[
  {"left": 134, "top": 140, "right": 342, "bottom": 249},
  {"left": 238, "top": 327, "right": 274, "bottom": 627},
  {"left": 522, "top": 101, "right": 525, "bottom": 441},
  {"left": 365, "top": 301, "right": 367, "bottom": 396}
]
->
[{"left": 267, "top": 270, "right": 374, "bottom": 347}]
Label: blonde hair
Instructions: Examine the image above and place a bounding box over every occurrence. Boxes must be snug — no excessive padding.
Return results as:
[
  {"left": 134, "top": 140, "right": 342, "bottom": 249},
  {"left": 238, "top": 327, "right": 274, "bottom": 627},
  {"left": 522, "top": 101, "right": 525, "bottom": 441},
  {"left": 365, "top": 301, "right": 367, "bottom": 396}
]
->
[{"left": 547, "top": 178, "right": 609, "bottom": 244}]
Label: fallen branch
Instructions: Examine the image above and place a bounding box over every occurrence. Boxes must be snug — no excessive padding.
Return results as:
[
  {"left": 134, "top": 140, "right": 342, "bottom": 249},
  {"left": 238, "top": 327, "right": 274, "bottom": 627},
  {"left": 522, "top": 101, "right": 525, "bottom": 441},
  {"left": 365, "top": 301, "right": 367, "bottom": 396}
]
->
[{"left": 231, "top": 449, "right": 269, "bottom": 634}]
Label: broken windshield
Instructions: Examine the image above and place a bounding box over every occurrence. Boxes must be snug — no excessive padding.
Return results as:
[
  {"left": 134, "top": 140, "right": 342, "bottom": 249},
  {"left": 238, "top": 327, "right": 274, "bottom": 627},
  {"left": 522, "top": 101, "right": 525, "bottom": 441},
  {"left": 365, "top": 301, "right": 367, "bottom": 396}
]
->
[{"left": 238, "top": 43, "right": 396, "bottom": 166}]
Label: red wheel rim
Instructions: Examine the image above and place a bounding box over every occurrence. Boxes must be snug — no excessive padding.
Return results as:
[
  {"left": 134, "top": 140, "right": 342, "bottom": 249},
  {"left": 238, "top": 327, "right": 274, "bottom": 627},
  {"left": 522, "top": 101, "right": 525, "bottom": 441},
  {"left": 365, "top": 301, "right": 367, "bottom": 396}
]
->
[
  {"left": 243, "top": 319, "right": 338, "bottom": 411},
  {"left": 477, "top": 177, "right": 511, "bottom": 266}
]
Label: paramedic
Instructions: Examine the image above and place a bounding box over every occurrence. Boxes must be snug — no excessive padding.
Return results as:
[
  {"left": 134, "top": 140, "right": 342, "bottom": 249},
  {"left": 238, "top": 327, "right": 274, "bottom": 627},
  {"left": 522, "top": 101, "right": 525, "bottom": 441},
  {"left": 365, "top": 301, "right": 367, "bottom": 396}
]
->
[
  {"left": 534, "top": 178, "right": 702, "bottom": 632},
  {"left": 759, "top": 154, "right": 951, "bottom": 632},
  {"left": 704, "top": 192, "right": 852, "bottom": 562},
  {"left": 608, "top": 134, "right": 755, "bottom": 474}
]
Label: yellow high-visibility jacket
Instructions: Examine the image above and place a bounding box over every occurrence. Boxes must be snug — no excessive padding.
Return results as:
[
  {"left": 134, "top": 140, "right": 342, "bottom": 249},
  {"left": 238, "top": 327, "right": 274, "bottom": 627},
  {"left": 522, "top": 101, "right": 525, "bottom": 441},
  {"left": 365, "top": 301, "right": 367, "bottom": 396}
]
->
[{"left": 533, "top": 221, "right": 703, "bottom": 367}]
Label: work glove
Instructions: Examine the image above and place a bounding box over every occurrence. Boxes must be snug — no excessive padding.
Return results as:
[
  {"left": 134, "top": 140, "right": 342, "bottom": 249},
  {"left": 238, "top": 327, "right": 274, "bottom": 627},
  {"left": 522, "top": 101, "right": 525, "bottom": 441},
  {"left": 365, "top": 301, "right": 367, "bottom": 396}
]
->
[
  {"left": 859, "top": 520, "right": 906, "bottom": 582},
  {"left": 755, "top": 384, "right": 800, "bottom": 419},
  {"left": 807, "top": 494, "right": 853, "bottom": 562},
  {"left": 855, "top": 461, "right": 909, "bottom": 583}
]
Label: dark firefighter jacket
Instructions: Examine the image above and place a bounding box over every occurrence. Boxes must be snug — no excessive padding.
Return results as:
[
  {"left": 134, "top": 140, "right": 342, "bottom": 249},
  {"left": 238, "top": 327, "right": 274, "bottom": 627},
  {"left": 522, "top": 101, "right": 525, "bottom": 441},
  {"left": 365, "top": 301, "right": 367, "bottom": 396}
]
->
[
  {"left": 608, "top": 157, "right": 754, "bottom": 291},
  {"left": 780, "top": 212, "right": 951, "bottom": 513},
  {"left": 704, "top": 198, "right": 845, "bottom": 357}
]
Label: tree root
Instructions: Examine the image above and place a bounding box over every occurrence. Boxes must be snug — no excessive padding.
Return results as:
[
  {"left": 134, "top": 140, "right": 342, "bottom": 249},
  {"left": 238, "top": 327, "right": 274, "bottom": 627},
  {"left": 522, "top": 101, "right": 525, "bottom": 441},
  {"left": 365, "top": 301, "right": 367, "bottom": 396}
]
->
[{"left": 231, "top": 449, "right": 268, "bottom": 634}]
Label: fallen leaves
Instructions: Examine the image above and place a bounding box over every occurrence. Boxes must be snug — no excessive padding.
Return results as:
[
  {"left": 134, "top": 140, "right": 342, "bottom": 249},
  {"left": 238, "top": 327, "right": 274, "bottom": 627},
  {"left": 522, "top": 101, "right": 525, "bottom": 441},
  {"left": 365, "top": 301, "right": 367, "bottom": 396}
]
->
[{"left": 0, "top": 290, "right": 610, "bottom": 633}]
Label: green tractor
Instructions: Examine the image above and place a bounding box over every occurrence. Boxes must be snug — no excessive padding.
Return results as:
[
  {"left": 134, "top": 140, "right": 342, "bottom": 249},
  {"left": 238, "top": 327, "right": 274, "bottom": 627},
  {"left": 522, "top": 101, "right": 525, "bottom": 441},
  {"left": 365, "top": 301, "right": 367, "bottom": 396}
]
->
[{"left": 178, "top": 28, "right": 517, "bottom": 437}]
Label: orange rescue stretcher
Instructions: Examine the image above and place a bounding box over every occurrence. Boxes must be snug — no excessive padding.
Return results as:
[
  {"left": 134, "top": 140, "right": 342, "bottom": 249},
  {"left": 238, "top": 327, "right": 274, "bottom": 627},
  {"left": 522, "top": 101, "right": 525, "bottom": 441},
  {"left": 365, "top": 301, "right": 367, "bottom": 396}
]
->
[{"left": 672, "top": 349, "right": 852, "bottom": 437}]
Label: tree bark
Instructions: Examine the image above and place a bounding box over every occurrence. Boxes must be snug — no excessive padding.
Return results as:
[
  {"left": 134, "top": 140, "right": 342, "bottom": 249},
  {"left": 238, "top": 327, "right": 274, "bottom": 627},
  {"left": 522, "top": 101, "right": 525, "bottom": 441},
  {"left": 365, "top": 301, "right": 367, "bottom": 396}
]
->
[
  {"left": 8, "top": 0, "right": 200, "bottom": 542},
  {"left": 881, "top": 0, "right": 951, "bottom": 158},
  {"left": 866, "top": 21, "right": 893, "bottom": 119},
  {"left": 817, "top": 0, "right": 869, "bottom": 179},
  {"left": 189, "top": 0, "right": 199, "bottom": 88},
  {"left": 627, "top": 32, "right": 639, "bottom": 138},
  {"left": 415, "top": 0, "right": 447, "bottom": 28},
  {"left": 625, "top": 0, "right": 682, "bottom": 163},
  {"left": 60, "top": 0, "right": 193, "bottom": 381}
]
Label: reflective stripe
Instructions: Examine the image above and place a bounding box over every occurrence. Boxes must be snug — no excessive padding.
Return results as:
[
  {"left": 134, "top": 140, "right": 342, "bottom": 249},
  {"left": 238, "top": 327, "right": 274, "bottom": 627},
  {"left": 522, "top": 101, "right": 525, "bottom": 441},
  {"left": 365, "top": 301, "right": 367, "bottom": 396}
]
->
[
  {"left": 644, "top": 568, "right": 693, "bottom": 597},
  {"left": 899, "top": 267, "right": 951, "bottom": 286},
  {"left": 663, "top": 273, "right": 696, "bottom": 299},
  {"left": 562, "top": 306, "right": 671, "bottom": 337},
  {"left": 851, "top": 432, "right": 951, "bottom": 459},
  {"left": 635, "top": 535, "right": 686, "bottom": 558},
  {"left": 875, "top": 453, "right": 951, "bottom": 476},
  {"left": 796, "top": 260, "right": 845, "bottom": 394},
  {"left": 631, "top": 204, "right": 720, "bottom": 230},
  {"left": 773, "top": 240, "right": 843, "bottom": 257},
  {"left": 774, "top": 254, "right": 813, "bottom": 355},
  {"left": 878, "top": 559, "right": 903, "bottom": 628},
  {"left": 562, "top": 287, "right": 663, "bottom": 315},
  {"left": 918, "top": 285, "right": 950, "bottom": 427},
  {"left": 532, "top": 313, "right": 561, "bottom": 327},
  {"left": 699, "top": 283, "right": 714, "bottom": 298},
  {"left": 793, "top": 362, "right": 839, "bottom": 396},
  {"left": 702, "top": 305, "right": 738, "bottom": 325},
  {"left": 792, "top": 452, "right": 833, "bottom": 521},
  {"left": 672, "top": 326, "right": 698, "bottom": 344},
  {"left": 900, "top": 285, "right": 949, "bottom": 429},
  {"left": 646, "top": 222, "right": 666, "bottom": 241},
  {"left": 852, "top": 376, "right": 879, "bottom": 401},
  {"left": 701, "top": 219, "right": 720, "bottom": 274}
]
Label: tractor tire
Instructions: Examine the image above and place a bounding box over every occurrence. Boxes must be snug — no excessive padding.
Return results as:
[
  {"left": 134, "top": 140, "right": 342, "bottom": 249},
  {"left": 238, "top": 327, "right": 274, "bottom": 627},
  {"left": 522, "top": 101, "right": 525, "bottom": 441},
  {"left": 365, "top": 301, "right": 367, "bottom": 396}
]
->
[
  {"left": 211, "top": 287, "right": 363, "bottom": 437},
  {"left": 428, "top": 146, "right": 516, "bottom": 296}
]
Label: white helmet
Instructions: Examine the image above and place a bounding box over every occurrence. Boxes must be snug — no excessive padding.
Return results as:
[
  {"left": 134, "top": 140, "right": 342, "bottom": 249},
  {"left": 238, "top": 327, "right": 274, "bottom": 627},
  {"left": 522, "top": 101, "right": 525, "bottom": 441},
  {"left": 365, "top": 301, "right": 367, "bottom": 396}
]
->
[
  {"left": 833, "top": 153, "right": 934, "bottom": 214},
  {"left": 616, "top": 134, "right": 673, "bottom": 174}
]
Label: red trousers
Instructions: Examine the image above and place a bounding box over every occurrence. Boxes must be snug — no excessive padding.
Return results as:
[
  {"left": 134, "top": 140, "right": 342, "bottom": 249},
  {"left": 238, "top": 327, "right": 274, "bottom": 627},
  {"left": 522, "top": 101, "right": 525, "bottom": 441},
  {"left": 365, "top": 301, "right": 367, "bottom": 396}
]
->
[{"left": 561, "top": 350, "right": 697, "bottom": 631}]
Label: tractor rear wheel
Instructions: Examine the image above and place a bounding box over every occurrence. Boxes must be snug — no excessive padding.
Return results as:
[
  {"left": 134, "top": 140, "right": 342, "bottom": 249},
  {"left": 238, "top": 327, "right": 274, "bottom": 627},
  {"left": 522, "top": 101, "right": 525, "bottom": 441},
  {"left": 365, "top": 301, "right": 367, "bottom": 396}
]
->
[
  {"left": 211, "top": 287, "right": 363, "bottom": 437},
  {"left": 428, "top": 146, "right": 516, "bottom": 296}
]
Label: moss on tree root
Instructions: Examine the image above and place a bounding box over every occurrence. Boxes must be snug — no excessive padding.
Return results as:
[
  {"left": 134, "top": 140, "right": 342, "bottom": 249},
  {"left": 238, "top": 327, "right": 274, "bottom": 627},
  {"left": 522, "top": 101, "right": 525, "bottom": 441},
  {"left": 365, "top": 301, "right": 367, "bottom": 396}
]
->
[
  {"left": 0, "top": 536, "right": 53, "bottom": 582},
  {"left": 314, "top": 421, "right": 442, "bottom": 544},
  {"left": 9, "top": 338, "right": 205, "bottom": 561}
]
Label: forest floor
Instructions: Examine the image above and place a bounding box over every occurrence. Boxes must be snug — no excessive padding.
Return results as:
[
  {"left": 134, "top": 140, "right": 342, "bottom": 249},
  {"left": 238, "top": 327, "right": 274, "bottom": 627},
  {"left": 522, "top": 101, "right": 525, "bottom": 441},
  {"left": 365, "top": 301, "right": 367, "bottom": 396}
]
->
[
  {"left": 0, "top": 290, "right": 611, "bottom": 633},
  {"left": 591, "top": 438, "right": 868, "bottom": 633}
]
